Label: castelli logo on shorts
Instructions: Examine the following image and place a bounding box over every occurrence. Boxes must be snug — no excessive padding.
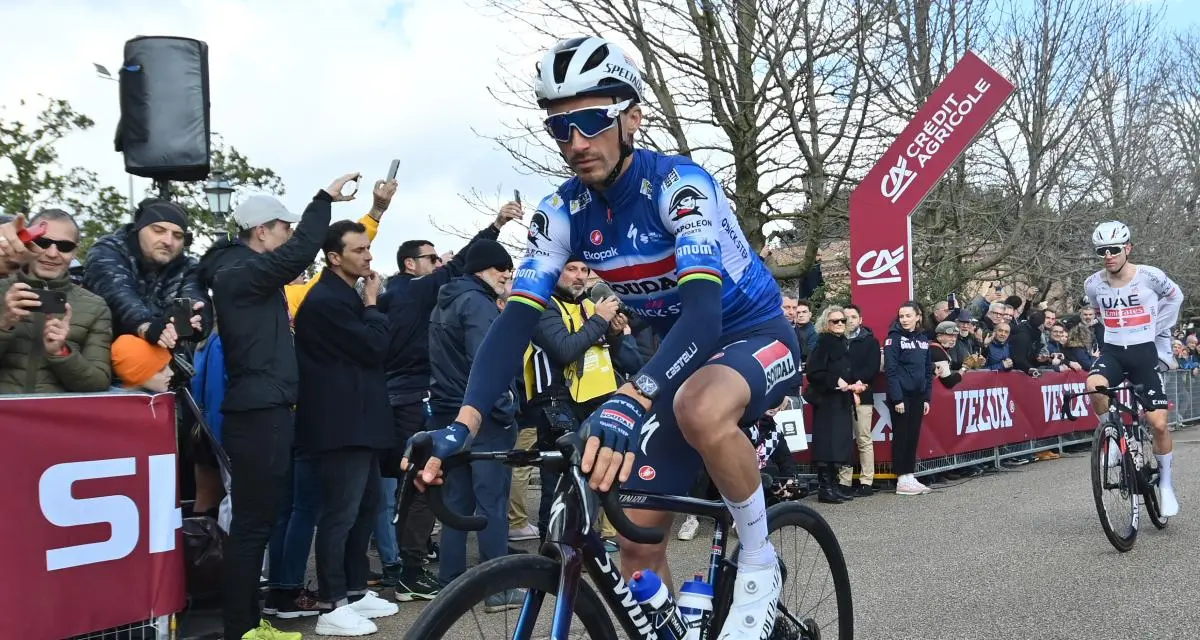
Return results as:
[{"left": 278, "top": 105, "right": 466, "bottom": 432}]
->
[
  {"left": 590, "top": 230, "right": 604, "bottom": 245},
  {"left": 638, "top": 465, "right": 656, "bottom": 481}
]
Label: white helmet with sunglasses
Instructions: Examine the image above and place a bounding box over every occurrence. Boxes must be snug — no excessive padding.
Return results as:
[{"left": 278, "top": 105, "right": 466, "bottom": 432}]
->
[
  {"left": 1092, "top": 221, "right": 1131, "bottom": 247},
  {"left": 533, "top": 36, "right": 646, "bottom": 107}
]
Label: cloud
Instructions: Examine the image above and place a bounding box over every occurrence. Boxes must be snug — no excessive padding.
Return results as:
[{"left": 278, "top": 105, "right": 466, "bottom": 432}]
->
[{"left": 0, "top": 0, "right": 557, "bottom": 272}]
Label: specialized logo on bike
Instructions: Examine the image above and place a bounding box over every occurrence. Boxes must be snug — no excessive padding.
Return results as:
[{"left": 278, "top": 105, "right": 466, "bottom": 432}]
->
[
  {"left": 1042, "top": 382, "right": 1089, "bottom": 423},
  {"left": 954, "top": 387, "right": 1014, "bottom": 435},
  {"left": 753, "top": 340, "right": 796, "bottom": 393},
  {"left": 856, "top": 247, "right": 905, "bottom": 286}
]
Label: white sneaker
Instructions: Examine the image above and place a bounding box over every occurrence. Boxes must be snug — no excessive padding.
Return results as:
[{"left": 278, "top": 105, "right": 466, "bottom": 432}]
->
[
  {"left": 1160, "top": 483, "right": 1180, "bottom": 517},
  {"left": 315, "top": 604, "right": 378, "bottom": 636},
  {"left": 678, "top": 515, "right": 700, "bottom": 541},
  {"left": 895, "top": 477, "right": 923, "bottom": 496},
  {"left": 349, "top": 590, "right": 399, "bottom": 619},
  {"left": 912, "top": 477, "right": 932, "bottom": 494},
  {"left": 508, "top": 524, "right": 540, "bottom": 541},
  {"left": 717, "top": 561, "right": 781, "bottom": 639}
]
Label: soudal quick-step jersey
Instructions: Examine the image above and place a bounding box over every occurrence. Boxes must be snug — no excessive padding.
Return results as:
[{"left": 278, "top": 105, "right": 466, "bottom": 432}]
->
[
  {"left": 1084, "top": 266, "right": 1183, "bottom": 348},
  {"left": 509, "top": 149, "right": 782, "bottom": 338}
]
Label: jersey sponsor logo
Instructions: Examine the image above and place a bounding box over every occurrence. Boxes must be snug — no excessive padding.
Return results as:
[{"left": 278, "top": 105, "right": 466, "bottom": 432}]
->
[
  {"left": 676, "top": 244, "right": 715, "bottom": 258},
  {"left": 676, "top": 218, "right": 713, "bottom": 234},
  {"left": 640, "top": 178, "right": 653, "bottom": 198},
  {"left": 583, "top": 246, "right": 619, "bottom": 261},
  {"left": 548, "top": 193, "right": 563, "bottom": 209},
  {"left": 856, "top": 247, "right": 905, "bottom": 285},
  {"left": 529, "top": 211, "right": 551, "bottom": 246},
  {"left": 954, "top": 387, "right": 1014, "bottom": 435},
  {"left": 590, "top": 229, "right": 604, "bottom": 245},
  {"left": 611, "top": 276, "right": 677, "bottom": 296},
  {"left": 639, "top": 413, "right": 661, "bottom": 455},
  {"left": 663, "top": 168, "right": 680, "bottom": 188},
  {"left": 638, "top": 465, "right": 656, "bottom": 481},
  {"left": 1042, "top": 382, "right": 1089, "bottom": 423},
  {"left": 669, "top": 186, "right": 707, "bottom": 221},
  {"left": 754, "top": 341, "right": 796, "bottom": 393},
  {"left": 1101, "top": 306, "right": 1151, "bottom": 329},
  {"left": 627, "top": 224, "right": 640, "bottom": 250},
  {"left": 719, "top": 218, "right": 749, "bottom": 260},
  {"left": 631, "top": 303, "right": 682, "bottom": 318},
  {"left": 514, "top": 268, "right": 539, "bottom": 281},
  {"left": 666, "top": 342, "right": 699, "bottom": 380}
]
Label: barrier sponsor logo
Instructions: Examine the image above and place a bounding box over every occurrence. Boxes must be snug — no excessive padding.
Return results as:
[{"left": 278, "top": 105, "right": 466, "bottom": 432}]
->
[
  {"left": 1042, "top": 381, "right": 1090, "bottom": 423},
  {"left": 954, "top": 387, "right": 1014, "bottom": 435},
  {"left": 870, "top": 393, "right": 892, "bottom": 441}
]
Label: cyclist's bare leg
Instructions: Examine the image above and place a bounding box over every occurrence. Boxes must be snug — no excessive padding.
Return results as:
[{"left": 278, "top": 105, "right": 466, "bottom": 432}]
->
[
  {"left": 673, "top": 364, "right": 758, "bottom": 504},
  {"left": 617, "top": 509, "right": 674, "bottom": 585},
  {"left": 1087, "top": 374, "right": 1112, "bottom": 415},
  {"left": 1146, "top": 409, "right": 1172, "bottom": 455}
]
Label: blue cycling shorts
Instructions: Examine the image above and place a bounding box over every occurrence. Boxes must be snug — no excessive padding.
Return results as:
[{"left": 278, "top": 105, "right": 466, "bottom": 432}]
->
[{"left": 624, "top": 316, "right": 801, "bottom": 497}]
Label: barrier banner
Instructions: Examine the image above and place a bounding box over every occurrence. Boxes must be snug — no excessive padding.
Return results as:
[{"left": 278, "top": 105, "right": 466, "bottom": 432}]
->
[
  {"left": 0, "top": 393, "right": 185, "bottom": 639},
  {"left": 795, "top": 370, "right": 1099, "bottom": 464},
  {"left": 849, "top": 51, "right": 1015, "bottom": 333}
]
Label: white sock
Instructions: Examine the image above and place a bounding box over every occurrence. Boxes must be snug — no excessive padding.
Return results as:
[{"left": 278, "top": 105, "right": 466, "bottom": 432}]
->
[
  {"left": 1158, "top": 452, "right": 1174, "bottom": 488},
  {"left": 724, "top": 484, "right": 775, "bottom": 567}
]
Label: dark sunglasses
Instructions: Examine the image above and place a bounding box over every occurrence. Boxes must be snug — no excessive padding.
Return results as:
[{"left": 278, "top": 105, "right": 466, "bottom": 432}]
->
[
  {"left": 543, "top": 100, "right": 632, "bottom": 143},
  {"left": 32, "top": 237, "right": 78, "bottom": 253},
  {"left": 417, "top": 254, "right": 442, "bottom": 264},
  {"left": 1095, "top": 245, "right": 1123, "bottom": 257},
  {"left": 829, "top": 317, "right": 847, "bottom": 324}
]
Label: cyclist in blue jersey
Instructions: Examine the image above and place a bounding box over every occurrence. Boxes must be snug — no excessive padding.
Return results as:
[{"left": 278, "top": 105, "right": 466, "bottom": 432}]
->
[{"left": 405, "top": 36, "right": 798, "bottom": 639}]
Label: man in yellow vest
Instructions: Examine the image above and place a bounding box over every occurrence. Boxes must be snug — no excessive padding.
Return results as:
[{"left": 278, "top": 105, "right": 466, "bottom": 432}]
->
[{"left": 515, "top": 256, "right": 643, "bottom": 551}]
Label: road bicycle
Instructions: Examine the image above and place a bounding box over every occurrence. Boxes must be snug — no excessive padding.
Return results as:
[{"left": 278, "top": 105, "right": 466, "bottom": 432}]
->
[
  {"left": 398, "top": 431, "right": 853, "bottom": 639},
  {"left": 1059, "top": 383, "right": 1167, "bottom": 552}
]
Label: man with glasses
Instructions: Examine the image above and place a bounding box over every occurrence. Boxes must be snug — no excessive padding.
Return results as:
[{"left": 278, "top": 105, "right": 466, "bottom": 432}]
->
[
  {"left": 408, "top": 36, "right": 798, "bottom": 639},
  {"left": 1085, "top": 220, "right": 1184, "bottom": 516},
  {"left": 379, "top": 202, "right": 522, "bottom": 601}
]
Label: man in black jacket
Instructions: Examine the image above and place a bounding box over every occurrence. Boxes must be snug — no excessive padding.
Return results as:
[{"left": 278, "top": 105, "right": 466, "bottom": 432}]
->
[
  {"left": 379, "top": 202, "right": 519, "bottom": 600},
  {"left": 294, "top": 220, "right": 397, "bottom": 634},
  {"left": 198, "top": 173, "right": 358, "bottom": 640},
  {"left": 427, "top": 239, "right": 518, "bottom": 589},
  {"left": 841, "top": 304, "right": 881, "bottom": 497}
]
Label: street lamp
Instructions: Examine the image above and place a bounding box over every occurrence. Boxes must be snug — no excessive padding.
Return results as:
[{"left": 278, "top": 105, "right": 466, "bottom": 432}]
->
[{"left": 204, "top": 170, "right": 234, "bottom": 216}]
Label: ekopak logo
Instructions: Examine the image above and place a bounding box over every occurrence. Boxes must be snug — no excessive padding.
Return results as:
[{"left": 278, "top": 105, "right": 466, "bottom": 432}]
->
[{"left": 38, "top": 455, "right": 182, "bottom": 571}]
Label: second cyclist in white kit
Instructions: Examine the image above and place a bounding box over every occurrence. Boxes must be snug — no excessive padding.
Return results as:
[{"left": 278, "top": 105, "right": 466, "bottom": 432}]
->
[{"left": 1084, "top": 221, "right": 1184, "bottom": 516}]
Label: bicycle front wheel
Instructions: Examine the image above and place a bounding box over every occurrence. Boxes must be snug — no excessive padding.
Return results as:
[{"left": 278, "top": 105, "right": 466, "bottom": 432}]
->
[
  {"left": 730, "top": 501, "right": 854, "bottom": 639},
  {"left": 405, "top": 554, "right": 618, "bottom": 640},
  {"left": 1091, "top": 419, "right": 1139, "bottom": 552}
]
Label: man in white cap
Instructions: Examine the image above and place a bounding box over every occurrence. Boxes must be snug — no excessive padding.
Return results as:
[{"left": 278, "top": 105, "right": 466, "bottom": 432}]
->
[{"left": 198, "top": 173, "right": 359, "bottom": 640}]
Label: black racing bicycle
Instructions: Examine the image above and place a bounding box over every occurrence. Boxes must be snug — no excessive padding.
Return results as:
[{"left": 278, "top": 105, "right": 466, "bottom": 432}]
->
[
  {"left": 1059, "top": 383, "right": 1167, "bottom": 552},
  {"left": 398, "top": 431, "right": 853, "bottom": 639}
]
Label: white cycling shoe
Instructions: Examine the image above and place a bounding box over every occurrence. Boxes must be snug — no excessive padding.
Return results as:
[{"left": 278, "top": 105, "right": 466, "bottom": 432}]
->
[
  {"left": 717, "top": 560, "right": 781, "bottom": 640},
  {"left": 1160, "top": 482, "right": 1180, "bottom": 517}
]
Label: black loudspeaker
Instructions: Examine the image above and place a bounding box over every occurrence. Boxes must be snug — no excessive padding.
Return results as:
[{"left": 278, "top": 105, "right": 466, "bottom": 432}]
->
[{"left": 114, "top": 36, "right": 212, "bottom": 182}]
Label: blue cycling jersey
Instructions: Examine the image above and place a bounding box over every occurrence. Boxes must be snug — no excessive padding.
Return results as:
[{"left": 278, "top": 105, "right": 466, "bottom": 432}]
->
[{"left": 510, "top": 149, "right": 783, "bottom": 338}]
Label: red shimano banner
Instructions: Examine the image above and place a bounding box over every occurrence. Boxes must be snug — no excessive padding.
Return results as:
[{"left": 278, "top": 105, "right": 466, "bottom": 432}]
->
[
  {"left": 0, "top": 393, "right": 186, "bottom": 639},
  {"left": 796, "top": 370, "right": 1099, "bottom": 464},
  {"left": 849, "top": 51, "right": 1015, "bottom": 332}
]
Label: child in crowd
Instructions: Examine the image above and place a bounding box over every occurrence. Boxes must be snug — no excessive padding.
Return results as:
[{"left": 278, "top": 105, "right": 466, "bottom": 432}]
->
[{"left": 111, "top": 334, "right": 174, "bottom": 393}]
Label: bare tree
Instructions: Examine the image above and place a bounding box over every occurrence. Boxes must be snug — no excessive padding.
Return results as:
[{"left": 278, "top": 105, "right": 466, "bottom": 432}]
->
[{"left": 474, "top": 0, "right": 881, "bottom": 278}]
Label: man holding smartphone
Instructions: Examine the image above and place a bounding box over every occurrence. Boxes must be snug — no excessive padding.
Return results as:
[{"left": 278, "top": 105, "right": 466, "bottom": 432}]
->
[{"left": 0, "top": 209, "right": 113, "bottom": 394}]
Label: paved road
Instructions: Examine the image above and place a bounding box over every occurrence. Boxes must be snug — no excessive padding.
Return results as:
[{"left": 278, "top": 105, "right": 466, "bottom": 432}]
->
[{"left": 246, "top": 427, "right": 1200, "bottom": 639}]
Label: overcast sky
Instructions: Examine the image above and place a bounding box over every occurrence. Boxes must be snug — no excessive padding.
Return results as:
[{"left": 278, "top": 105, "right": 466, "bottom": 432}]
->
[{"left": 0, "top": 0, "right": 565, "bottom": 273}]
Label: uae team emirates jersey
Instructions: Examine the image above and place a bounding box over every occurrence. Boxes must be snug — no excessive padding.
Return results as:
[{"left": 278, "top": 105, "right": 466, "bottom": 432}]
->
[
  {"left": 1084, "top": 265, "right": 1183, "bottom": 348},
  {"left": 508, "top": 149, "right": 782, "bottom": 338}
]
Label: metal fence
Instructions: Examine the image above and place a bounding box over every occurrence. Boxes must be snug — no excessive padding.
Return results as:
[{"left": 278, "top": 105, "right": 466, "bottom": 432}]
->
[{"left": 67, "top": 616, "right": 170, "bottom": 640}]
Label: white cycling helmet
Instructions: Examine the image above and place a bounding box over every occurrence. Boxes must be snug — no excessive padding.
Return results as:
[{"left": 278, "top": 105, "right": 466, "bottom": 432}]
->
[
  {"left": 534, "top": 36, "right": 646, "bottom": 108},
  {"left": 1092, "top": 221, "right": 1131, "bottom": 247}
]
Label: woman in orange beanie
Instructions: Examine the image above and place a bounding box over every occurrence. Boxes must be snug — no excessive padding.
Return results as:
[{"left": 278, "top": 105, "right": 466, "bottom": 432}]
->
[{"left": 112, "top": 334, "right": 174, "bottom": 393}]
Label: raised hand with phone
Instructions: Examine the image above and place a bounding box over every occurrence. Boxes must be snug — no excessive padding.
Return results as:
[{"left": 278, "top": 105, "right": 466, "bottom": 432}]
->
[{"left": 494, "top": 191, "right": 524, "bottom": 230}]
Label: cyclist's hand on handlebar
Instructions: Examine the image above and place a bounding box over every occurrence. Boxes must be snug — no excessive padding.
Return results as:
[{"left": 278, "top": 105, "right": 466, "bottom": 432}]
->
[
  {"left": 401, "top": 422, "right": 471, "bottom": 490},
  {"left": 581, "top": 392, "right": 646, "bottom": 492}
]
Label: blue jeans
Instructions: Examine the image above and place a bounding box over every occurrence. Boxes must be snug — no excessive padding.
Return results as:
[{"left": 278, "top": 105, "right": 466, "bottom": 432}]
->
[
  {"left": 437, "top": 416, "right": 517, "bottom": 583},
  {"left": 373, "top": 476, "right": 399, "bottom": 566},
  {"left": 267, "top": 453, "right": 321, "bottom": 590}
]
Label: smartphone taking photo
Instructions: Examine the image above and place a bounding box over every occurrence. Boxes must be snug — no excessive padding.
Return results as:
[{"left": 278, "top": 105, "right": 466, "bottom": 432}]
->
[
  {"left": 29, "top": 288, "right": 66, "bottom": 315},
  {"left": 171, "top": 297, "right": 195, "bottom": 338},
  {"left": 387, "top": 159, "right": 400, "bottom": 182}
]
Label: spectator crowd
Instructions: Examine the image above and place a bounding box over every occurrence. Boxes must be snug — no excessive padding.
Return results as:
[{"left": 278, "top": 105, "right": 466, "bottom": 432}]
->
[{"left": 3, "top": 172, "right": 1198, "bottom": 640}]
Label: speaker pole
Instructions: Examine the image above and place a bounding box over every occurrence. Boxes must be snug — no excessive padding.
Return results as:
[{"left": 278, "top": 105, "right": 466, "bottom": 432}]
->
[{"left": 155, "top": 179, "right": 171, "bottom": 201}]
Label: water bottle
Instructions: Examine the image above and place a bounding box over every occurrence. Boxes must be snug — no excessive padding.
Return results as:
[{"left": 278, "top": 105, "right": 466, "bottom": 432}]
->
[
  {"left": 677, "top": 574, "right": 714, "bottom": 640},
  {"left": 629, "top": 569, "right": 688, "bottom": 640}
]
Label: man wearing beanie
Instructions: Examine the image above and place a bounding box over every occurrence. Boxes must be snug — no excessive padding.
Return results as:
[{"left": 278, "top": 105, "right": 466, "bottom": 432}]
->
[
  {"left": 427, "top": 238, "right": 519, "bottom": 587},
  {"left": 83, "top": 198, "right": 211, "bottom": 351},
  {"left": 378, "top": 201, "right": 519, "bottom": 600},
  {"left": 197, "top": 173, "right": 359, "bottom": 640}
]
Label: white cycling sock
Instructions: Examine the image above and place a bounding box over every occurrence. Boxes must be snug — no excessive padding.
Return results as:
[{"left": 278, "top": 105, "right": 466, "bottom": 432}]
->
[
  {"left": 1158, "top": 452, "right": 1174, "bottom": 488},
  {"left": 724, "top": 484, "right": 774, "bottom": 567}
]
